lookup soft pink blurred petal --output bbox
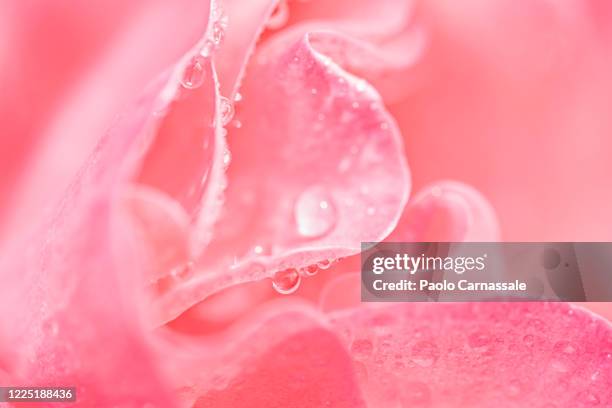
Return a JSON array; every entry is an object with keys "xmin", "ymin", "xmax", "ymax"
[
  {"xmin": 394, "ymin": 0, "xmax": 612, "ymax": 240},
  {"xmin": 0, "ymin": 77, "xmax": 177, "ymax": 404},
  {"xmin": 0, "ymin": 0, "xmax": 211, "ymax": 250},
  {"xmin": 152, "ymin": 33, "xmax": 410, "ymax": 324},
  {"xmin": 168, "ymin": 304, "xmax": 366, "ymax": 407},
  {"xmin": 0, "ymin": 10, "xmax": 230, "ymax": 402},
  {"xmin": 216, "ymin": 0, "xmax": 279, "ymax": 98},
  {"xmin": 331, "ymin": 302, "xmax": 612, "ymax": 407}
]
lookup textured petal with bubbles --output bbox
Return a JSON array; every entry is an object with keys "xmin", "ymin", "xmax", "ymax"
[{"xmin": 330, "ymin": 302, "xmax": 612, "ymax": 407}]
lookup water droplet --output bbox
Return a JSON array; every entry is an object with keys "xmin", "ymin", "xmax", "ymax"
[
  {"xmin": 316, "ymin": 259, "xmax": 333, "ymax": 270},
  {"xmin": 181, "ymin": 55, "xmax": 207, "ymax": 89},
  {"xmin": 294, "ymin": 186, "xmax": 337, "ymax": 238},
  {"xmin": 554, "ymin": 341, "xmax": 577, "ymax": 355},
  {"xmin": 210, "ymin": 11, "xmax": 228, "ymax": 47},
  {"xmin": 272, "ymin": 268, "xmax": 301, "ymax": 294},
  {"xmin": 468, "ymin": 331, "xmax": 492, "ymax": 351},
  {"xmin": 170, "ymin": 261, "xmax": 194, "ymax": 281},
  {"xmin": 350, "ymin": 339, "xmax": 374, "ymax": 359},
  {"xmin": 234, "ymin": 92, "xmax": 243, "ymax": 102},
  {"xmin": 223, "ymin": 149, "xmax": 231, "ymax": 166},
  {"xmin": 356, "ymin": 81, "xmax": 367, "ymax": 93},
  {"xmin": 527, "ymin": 318, "xmax": 545, "ymax": 331},
  {"xmin": 267, "ymin": 0, "xmax": 289, "ymax": 29},
  {"xmin": 219, "ymin": 96, "xmax": 235, "ymax": 126},
  {"xmin": 301, "ymin": 264, "xmax": 319, "ymax": 276},
  {"xmin": 411, "ymin": 340, "xmax": 439, "ymax": 367},
  {"xmin": 550, "ymin": 341, "xmax": 578, "ymax": 373}
]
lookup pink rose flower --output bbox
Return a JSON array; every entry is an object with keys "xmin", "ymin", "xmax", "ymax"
[{"xmin": 1, "ymin": 0, "xmax": 611, "ymax": 406}]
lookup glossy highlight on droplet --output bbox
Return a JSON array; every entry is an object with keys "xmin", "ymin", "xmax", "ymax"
[
  {"xmin": 294, "ymin": 186, "xmax": 337, "ymax": 238},
  {"xmin": 219, "ymin": 96, "xmax": 235, "ymax": 126},
  {"xmin": 181, "ymin": 55, "xmax": 208, "ymax": 89}
]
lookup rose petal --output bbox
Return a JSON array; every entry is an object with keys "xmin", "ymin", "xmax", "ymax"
[
  {"xmin": 388, "ymin": 180, "xmax": 500, "ymax": 242},
  {"xmin": 167, "ymin": 304, "xmax": 366, "ymax": 408},
  {"xmin": 330, "ymin": 302, "xmax": 612, "ymax": 407},
  {"xmin": 152, "ymin": 33, "xmax": 410, "ymax": 324}
]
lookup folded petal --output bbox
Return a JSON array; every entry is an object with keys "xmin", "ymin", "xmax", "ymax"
[{"xmin": 152, "ymin": 33, "xmax": 410, "ymax": 324}]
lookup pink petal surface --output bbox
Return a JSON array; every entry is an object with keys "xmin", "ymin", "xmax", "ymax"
[
  {"xmin": 152, "ymin": 33, "xmax": 410, "ymax": 324},
  {"xmin": 261, "ymin": 0, "xmax": 425, "ymax": 103},
  {"xmin": 331, "ymin": 302, "xmax": 612, "ymax": 407},
  {"xmin": 167, "ymin": 304, "xmax": 366, "ymax": 408},
  {"xmin": 216, "ymin": 0, "xmax": 279, "ymax": 97}
]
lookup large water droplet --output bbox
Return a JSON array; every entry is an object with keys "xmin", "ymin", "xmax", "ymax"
[
  {"xmin": 219, "ymin": 96, "xmax": 235, "ymax": 126},
  {"xmin": 267, "ymin": 1, "xmax": 289, "ymax": 30},
  {"xmin": 181, "ymin": 55, "xmax": 207, "ymax": 89},
  {"xmin": 411, "ymin": 340, "xmax": 440, "ymax": 367},
  {"xmin": 272, "ymin": 268, "xmax": 301, "ymax": 294},
  {"xmin": 294, "ymin": 186, "xmax": 337, "ymax": 238}
]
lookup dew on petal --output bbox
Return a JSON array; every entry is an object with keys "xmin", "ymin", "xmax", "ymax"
[
  {"xmin": 221, "ymin": 149, "xmax": 232, "ymax": 167},
  {"xmin": 411, "ymin": 340, "xmax": 440, "ymax": 367},
  {"xmin": 210, "ymin": 10, "xmax": 228, "ymax": 47},
  {"xmin": 350, "ymin": 339, "xmax": 374, "ymax": 359},
  {"xmin": 467, "ymin": 330, "xmax": 492, "ymax": 352},
  {"xmin": 294, "ymin": 186, "xmax": 337, "ymax": 238},
  {"xmin": 219, "ymin": 96, "xmax": 235, "ymax": 126},
  {"xmin": 301, "ymin": 264, "xmax": 319, "ymax": 277},
  {"xmin": 272, "ymin": 268, "xmax": 301, "ymax": 294},
  {"xmin": 181, "ymin": 55, "xmax": 208, "ymax": 89},
  {"xmin": 316, "ymin": 259, "xmax": 333, "ymax": 270},
  {"xmin": 266, "ymin": 0, "xmax": 289, "ymax": 30}
]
